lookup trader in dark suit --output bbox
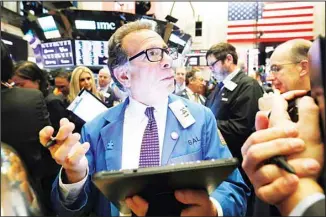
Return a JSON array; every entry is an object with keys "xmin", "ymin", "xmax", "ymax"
[
  {"xmin": 97, "ymin": 67, "xmax": 119, "ymax": 108},
  {"xmin": 1, "ymin": 41, "xmax": 60, "ymax": 215},
  {"xmin": 205, "ymin": 42, "xmax": 264, "ymax": 215},
  {"xmin": 242, "ymin": 93, "xmax": 325, "ymax": 216},
  {"xmin": 205, "ymin": 42, "xmax": 264, "ymax": 162},
  {"xmin": 175, "ymin": 68, "xmax": 207, "ymax": 105}
]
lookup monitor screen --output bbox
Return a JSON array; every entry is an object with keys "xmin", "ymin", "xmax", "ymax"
[
  {"xmin": 37, "ymin": 15, "xmax": 61, "ymax": 39},
  {"xmin": 75, "ymin": 40, "xmax": 108, "ymax": 67},
  {"xmin": 41, "ymin": 40, "xmax": 74, "ymax": 68},
  {"xmin": 167, "ymin": 31, "xmax": 191, "ymax": 55},
  {"xmin": 1, "ymin": 31, "xmax": 28, "ymax": 62}
]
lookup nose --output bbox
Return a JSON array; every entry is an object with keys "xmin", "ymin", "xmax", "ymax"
[{"xmin": 160, "ymin": 52, "xmax": 172, "ymax": 69}]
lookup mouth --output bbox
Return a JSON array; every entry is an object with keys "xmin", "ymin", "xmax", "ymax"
[{"xmin": 161, "ymin": 76, "xmax": 174, "ymax": 81}]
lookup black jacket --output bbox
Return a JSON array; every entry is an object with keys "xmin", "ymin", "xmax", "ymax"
[
  {"xmin": 1, "ymin": 87, "xmax": 60, "ymax": 215},
  {"xmin": 205, "ymin": 71, "xmax": 264, "ymax": 165}
]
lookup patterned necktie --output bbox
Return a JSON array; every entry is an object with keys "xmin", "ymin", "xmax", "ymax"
[{"xmin": 139, "ymin": 107, "xmax": 160, "ymax": 168}]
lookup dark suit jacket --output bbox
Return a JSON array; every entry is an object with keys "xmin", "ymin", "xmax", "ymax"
[
  {"xmin": 205, "ymin": 71, "xmax": 264, "ymax": 168},
  {"xmin": 1, "ymin": 87, "xmax": 61, "ymax": 215},
  {"xmin": 303, "ymin": 198, "xmax": 325, "ymax": 216},
  {"xmin": 103, "ymin": 87, "xmax": 118, "ymax": 108},
  {"xmin": 206, "ymin": 71, "xmax": 263, "ymax": 216},
  {"xmin": 45, "ymin": 93, "xmax": 69, "ymax": 132}
]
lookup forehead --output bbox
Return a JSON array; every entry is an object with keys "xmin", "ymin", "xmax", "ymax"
[
  {"xmin": 270, "ymin": 46, "xmax": 291, "ymax": 64},
  {"xmin": 122, "ymin": 29, "xmax": 166, "ymax": 56},
  {"xmin": 99, "ymin": 70, "xmax": 109, "ymax": 76},
  {"xmin": 194, "ymin": 71, "xmax": 203, "ymax": 78},
  {"xmin": 80, "ymin": 72, "xmax": 91, "ymax": 78},
  {"xmin": 55, "ymin": 77, "xmax": 68, "ymax": 83},
  {"xmin": 12, "ymin": 75, "xmax": 26, "ymax": 81},
  {"xmin": 176, "ymin": 68, "xmax": 186, "ymax": 74}
]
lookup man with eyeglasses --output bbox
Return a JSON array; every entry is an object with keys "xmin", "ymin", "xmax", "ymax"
[
  {"xmin": 205, "ymin": 42, "xmax": 264, "ymax": 216},
  {"xmin": 267, "ymin": 39, "xmax": 312, "ymax": 94},
  {"xmin": 254, "ymin": 39, "xmax": 314, "ymax": 217},
  {"xmin": 38, "ymin": 21, "xmax": 249, "ymax": 216}
]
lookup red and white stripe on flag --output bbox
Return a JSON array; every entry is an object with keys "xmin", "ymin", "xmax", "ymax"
[{"xmin": 227, "ymin": 2, "xmax": 314, "ymax": 43}]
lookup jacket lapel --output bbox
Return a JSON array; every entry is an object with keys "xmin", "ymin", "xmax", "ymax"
[
  {"xmin": 161, "ymin": 95, "xmax": 184, "ymax": 165},
  {"xmin": 100, "ymin": 98, "xmax": 129, "ymax": 170}
]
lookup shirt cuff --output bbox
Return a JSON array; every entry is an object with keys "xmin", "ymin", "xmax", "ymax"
[
  {"xmin": 59, "ymin": 166, "xmax": 89, "ymax": 203},
  {"xmin": 210, "ymin": 196, "xmax": 223, "ymax": 216},
  {"xmin": 289, "ymin": 192, "xmax": 325, "ymax": 216}
]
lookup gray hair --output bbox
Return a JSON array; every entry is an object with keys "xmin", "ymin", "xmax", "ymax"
[
  {"xmin": 281, "ymin": 39, "xmax": 312, "ymax": 63},
  {"xmin": 107, "ymin": 20, "xmax": 155, "ymax": 91}
]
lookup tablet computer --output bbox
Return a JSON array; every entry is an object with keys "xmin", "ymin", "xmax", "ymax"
[
  {"xmin": 67, "ymin": 89, "xmax": 108, "ymax": 122},
  {"xmin": 92, "ymin": 158, "xmax": 238, "ymax": 214}
]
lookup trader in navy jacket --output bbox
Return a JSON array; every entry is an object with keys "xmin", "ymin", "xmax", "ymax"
[{"xmin": 39, "ymin": 20, "xmax": 250, "ymax": 216}]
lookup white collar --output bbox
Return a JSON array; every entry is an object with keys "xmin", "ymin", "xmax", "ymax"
[
  {"xmin": 223, "ymin": 68, "xmax": 240, "ymax": 83},
  {"xmin": 185, "ymin": 86, "xmax": 194, "ymax": 95},
  {"xmin": 127, "ymin": 96, "xmax": 169, "ymax": 117}
]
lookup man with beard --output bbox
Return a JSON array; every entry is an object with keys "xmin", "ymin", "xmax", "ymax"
[{"xmin": 206, "ymin": 42, "xmax": 264, "ymax": 216}]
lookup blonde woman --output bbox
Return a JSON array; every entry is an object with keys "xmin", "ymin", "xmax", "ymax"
[
  {"xmin": 68, "ymin": 66, "xmax": 104, "ymax": 103},
  {"xmin": 66, "ymin": 66, "xmax": 104, "ymax": 133}
]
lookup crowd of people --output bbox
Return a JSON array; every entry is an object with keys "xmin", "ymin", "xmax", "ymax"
[{"xmin": 1, "ymin": 19, "xmax": 325, "ymax": 216}]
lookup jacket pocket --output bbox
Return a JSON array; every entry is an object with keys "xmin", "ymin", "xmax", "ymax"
[{"xmin": 168, "ymin": 149, "xmax": 202, "ymax": 164}]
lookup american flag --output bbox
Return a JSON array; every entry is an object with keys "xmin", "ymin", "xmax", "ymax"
[{"xmin": 227, "ymin": 1, "xmax": 314, "ymax": 43}]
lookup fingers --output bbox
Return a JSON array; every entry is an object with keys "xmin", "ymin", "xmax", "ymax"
[
  {"xmin": 125, "ymin": 195, "xmax": 148, "ymax": 216},
  {"xmin": 287, "ymin": 158, "xmax": 321, "ymax": 177},
  {"xmin": 281, "ymin": 90, "xmax": 308, "ymax": 101},
  {"xmin": 242, "ymin": 126, "xmax": 299, "ymax": 157},
  {"xmin": 255, "ymin": 174, "xmax": 299, "ymax": 205},
  {"xmin": 39, "ymin": 126, "xmax": 54, "ymax": 146},
  {"xmin": 297, "ymin": 96, "xmax": 321, "ymax": 142},
  {"xmin": 60, "ymin": 118, "xmax": 70, "ymax": 127},
  {"xmin": 255, "ymin": 111, "xmax": 269, "ymax": 131},
  {"xmin": 65, "ymin": 142, "xmax": 90, "ymax": 167},
  {"xmin": 175, "ymin": 190, "xmax": 217, "ymax": 216},
  {"xmin": 53, "ymin": 133, "xmax": 81, "ymax": 164},
  {"xmin": 56, "ymin": 122, "xmax": 76, "ymax": 142},
  {"xmin": 250, "ymin": 158, "xmax": 320, "ymax": 189},
  {"xmin": 269, "ymin": 95, "xmax": 290, "ymax": 127},
  {"xmin": 175, "ymin": 190, "xmax": 209, "ymax": 206},
  {"xmin": 242, "ymin": 137, "xmax": 305, "ymax": 177}
]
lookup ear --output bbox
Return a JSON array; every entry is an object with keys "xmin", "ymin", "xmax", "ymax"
[
  {"xmin": 299, "ymin": 60, "xmax": 309, "ymax": 77},
  {"xmin": 113, "ymin": 64, "xmax": 131, "ymax": 88},
  {"xmin": 226, "ymin": 54, "xmax": 233, "ymax": 63}
]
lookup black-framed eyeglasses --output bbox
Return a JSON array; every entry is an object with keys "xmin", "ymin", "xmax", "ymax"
[
  {"xmin": 207, "ymin": 59, "xmax": 221, "ymax": 68},
  {"xmin": 270, "ymin": 61, "xmax": 301, "ymax": 74},
  {"xmin": 128, "ymin": 47, "xmax": 178, "ymax": 62}
]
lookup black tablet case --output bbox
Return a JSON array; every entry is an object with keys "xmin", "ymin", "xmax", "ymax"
[{"xmin": 92, "ymin": 158, "xmax": 238, "ymax": 215}]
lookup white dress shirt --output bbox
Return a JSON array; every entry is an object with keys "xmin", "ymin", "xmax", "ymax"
[
  {"xmin": 184, "ymin": 87, "xmax": 206, "ymax": 105},
  {"xmin": 121, "ymin": 97, "xmax": 168, "ymax": 169},
  {"xmin": 58, "ymin": 96, "xmax": 223, "ymax": 216},
  {"xmin": 175, "ymin": 82, "xmax": 186, "ymax": 93}
]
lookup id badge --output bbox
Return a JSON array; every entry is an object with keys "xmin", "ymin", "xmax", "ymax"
[{"xmin": 169, "ymin": 100, "xmax": 196, "ymax": 128}]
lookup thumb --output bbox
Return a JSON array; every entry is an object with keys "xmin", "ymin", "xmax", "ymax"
[
  {"xmin": 297, "ymin": 96, "xmax": 321, "ymax": 144},
  {"xmin": 175, "ymin": 190, "xmax": 208, "ymax": 205},
  {"xmin": 255, "ymin": 111, "xmax": 269, "ymax": 131},
  {"xmin": 269, "ymin": 94, "xmax": 290, "ymax": 128}
]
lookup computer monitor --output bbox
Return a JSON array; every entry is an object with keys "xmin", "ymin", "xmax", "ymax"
[{"xmin": 37, "ymin": 15, "xmax": 61, "ymax": 39}]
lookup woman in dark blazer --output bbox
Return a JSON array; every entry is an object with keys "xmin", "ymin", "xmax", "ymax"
[{"xmin": 12, "ymin": 61, "xmax": 67, "ymax": 132}]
